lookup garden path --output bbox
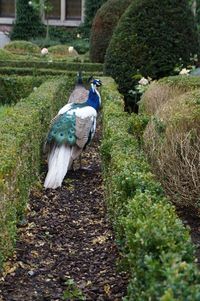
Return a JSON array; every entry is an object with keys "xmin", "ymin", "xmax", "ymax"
[{"xmin": 0, "ymin": 124, "xmax": 128, "ymax": 301}]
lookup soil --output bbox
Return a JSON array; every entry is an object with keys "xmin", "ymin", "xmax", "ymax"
[
  {"xmin": 0, "ymin": 124, "xmax": 128, "ymax": 301},
  {"xmin": 176, "ymin": 206, "xmax": 200, "ymax": 265}
]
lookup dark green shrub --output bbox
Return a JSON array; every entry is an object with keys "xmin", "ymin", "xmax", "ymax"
[
  {"xmin": 30, "ymin": 37, "xmax": 61, "ymax": 48},
  {"xmin": 83, "ymin": 0, "xmax": 108, "ymax": 36},
  {"xmin": 10, "ymin": 0, "xmax": 45, "ymax": 40},
  {"xmin": 105, "ymin": 0, "xmax": 199, "ymax": 96},
  {"xmin": 90, "ymin": 0, "xmax": 132, "ymax": 63},
  {"xmin": 48, "ymin": 26, "xmax": 77, "ymax": 43},
  {"xmin": 31, "ymin": 32, "xmax": 89, "ymax": 55},
  {"xmin": 71, "ymin": 39, "xmax": 89, "ymax": 55}
]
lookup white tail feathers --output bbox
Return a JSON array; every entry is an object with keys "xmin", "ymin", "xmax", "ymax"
[{"xmin": 44, "ymin": 144, "xmax": 72, "ymax": 189}]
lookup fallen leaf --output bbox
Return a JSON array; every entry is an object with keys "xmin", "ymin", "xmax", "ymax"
[{"xmin": 104, "ymin": 283, "xmax": 111, "ymax": 296}]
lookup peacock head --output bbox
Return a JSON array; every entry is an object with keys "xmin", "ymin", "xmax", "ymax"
[{"xmin": 92, "ymin": 79, "xmax": 102, "ymax": 91}]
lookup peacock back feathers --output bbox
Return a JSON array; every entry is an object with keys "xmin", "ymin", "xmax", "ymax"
[
  {"xmin": 46, "ymin": 102, "xmax": 94, "ymax": 148},
  {"xmin": 47, "ymin": 112, "xmax": 76, "ymax": 146}
]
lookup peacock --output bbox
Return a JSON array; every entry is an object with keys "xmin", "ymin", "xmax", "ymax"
[
  {"xmin": 68, "ymin": 71, "xmax": 89, "ymax": 104},
  {"xmin": 44, "ymin": 77, "xmax": 102, "ymax": 189}
]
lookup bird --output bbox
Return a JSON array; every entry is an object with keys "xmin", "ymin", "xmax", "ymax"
[
  {"xmin": 43, "ymin": 77, "xmax": 102, "ymax": 189},
  {"xmin": 68, "ymin": 71, "xmax": 89, "ymax": 104}
]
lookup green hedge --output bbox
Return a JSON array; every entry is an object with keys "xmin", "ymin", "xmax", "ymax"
[
  {"xmin": 4, "ymin": 40, "xmax": 41, "ymax": 55},
  {"xmin": 104, "ymin": 0, "xmax": 199, "ymax": 96},
  {"xmin": 0, "ymin": 49, "xmax": 16, "ymax": 60},
  {"xmin": 101, "ymin": 78, "xmax": 200, "ymax": 300},
  {"xmin": 0, "ymin": 77, "xmax": 74, "ymax": 270},
  {"xmin": 0, "ymin": 60, "xmax": 103, "ymax": 72},
  {"xmin": 0, "ymin": 75, "xmax": 47, "ymax": 105},
  {"xmin": 0, "ymin": 67, "xmax": 76, "ymax": 76},
  {"xmin": 90, "ymin": 0, "xmax": 132, "ymax": 63}
]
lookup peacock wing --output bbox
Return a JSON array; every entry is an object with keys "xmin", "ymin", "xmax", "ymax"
[
  {"xmin": 75, "ymin": 115, "xmax": 94, "ymax": 149},
  {"xmin": 46, "ymin": 112, "xmax": 77, "ymax": 146}
]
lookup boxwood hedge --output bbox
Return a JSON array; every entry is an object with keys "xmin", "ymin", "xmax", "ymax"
[
  {"xmin": 101, "ymin": 78, "xmax": 200, "ymax": 300},
  {"xmin": 0, "ymin": 75, "xmax": 47, "ymax": 105},
  {"xmin": 0, "ymin": 60, "xmax": 103, "ymax": 72},
  {"xmin": 0, "ymin": 76, "xmax": 74, "ymax": 270}
]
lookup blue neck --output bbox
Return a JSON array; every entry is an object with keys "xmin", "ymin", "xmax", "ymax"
[{"xmin": 86, "ymin": 86, "xmax": 100, "ymax": 112}]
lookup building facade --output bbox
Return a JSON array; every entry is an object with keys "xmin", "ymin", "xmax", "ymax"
[{"xmin": 0, "ymin": 0, "xmax": 85, "ymax": 29}]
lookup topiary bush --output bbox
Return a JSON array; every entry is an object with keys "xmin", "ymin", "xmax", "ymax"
[
  {"xmin": 4, "ymin": 41, "xmax": 40, "ymax": 55},
  {"xmin": 10, "ymin": 0, "xmax": 45, "ymax": 40},
  {"xmin": 104, "ymin": 0, "xmax": 199, "ymax": 97},
  {"xmin": 90, "ymin": 0, "xmax": 132, "ymax": 63},
  {"xmin": 83, "ymin": 0, "xmax": 108, "ymax": 36}
]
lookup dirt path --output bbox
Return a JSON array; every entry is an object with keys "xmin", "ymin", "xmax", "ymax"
[
  {"xmin": 176, "ymin": 207, "xmax": 200, "ymax": 266},
  {"xmin": 0, "ymin": 125, "xmax": 128, "ymax": 301}
]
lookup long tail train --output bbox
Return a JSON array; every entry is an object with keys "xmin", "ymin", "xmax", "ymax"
[{"xmin": 44, "ymin": 145, "xmax": 72, "ymax": 189}]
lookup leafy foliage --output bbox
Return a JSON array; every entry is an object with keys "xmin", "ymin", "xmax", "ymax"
[
  {"xmin": 0, "ymin": 76, "xmax": 74, "ymax": 269},
  {"xmin": 0, "ymin": 75, "xmax": 45, "ymax": 105},
  {"xmin": 10, "ymin": 0, "xmax": 45, "ymax": 40},
  {"xmin": 104, "ymin": 0, "xmax": 199, "ymax": 96},
  {"xmin": 90, "ymin": 0, "xmax": 132, "ymax": 63},
  {"xmin": 83, "ymin": 0, "xmax": 108, "ymax": 36},
  {"xmin": 0, "ymin": 49, "xmax": 15, "ymax": 60},
  {"xmin": 63, "ymin": 278, "xmax": 86, "ymax": 300},
  {"xmin": 101, "ymin": 77, "xmax": 200, "ymax": 300}
]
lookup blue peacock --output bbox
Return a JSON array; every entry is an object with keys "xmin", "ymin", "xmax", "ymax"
[{"xmin": 44, "ymin": 75, "xmax": 102, "ymax": 189}]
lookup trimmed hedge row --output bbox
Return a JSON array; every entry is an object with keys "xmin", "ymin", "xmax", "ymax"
[
  {"xmin": 0, "ymin": 75, "xmax": 47, "ymax": 105},
  {"xmin": 101, "ymin": 78, "xmax": 200, "ymax": 300},
  {"xmin": 0, "ymin": 76, "xmax": 74, "ymax": 270},
  {"xmin": 0, "ymin": 67, "xmax": 103, "ymax": 77},
  {"xmin": 0, "ymin": 60, "xmax": 103, "ymax": 72}
]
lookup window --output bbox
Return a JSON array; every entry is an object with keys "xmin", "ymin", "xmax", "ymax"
[
  {"xmin": 47, "ymin": 0, "xmax": 60, "ymax": 20},
  {"xmin": 43, "ymin": 0, "xmax": 83, "ymax": 26},
  {"xmin": 65, "ymin": 0, "xmax": 81, "ymax": 20},
  {"xmin": 0, "ymin": 0, "xmax": 15, "ymax": 17}
]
